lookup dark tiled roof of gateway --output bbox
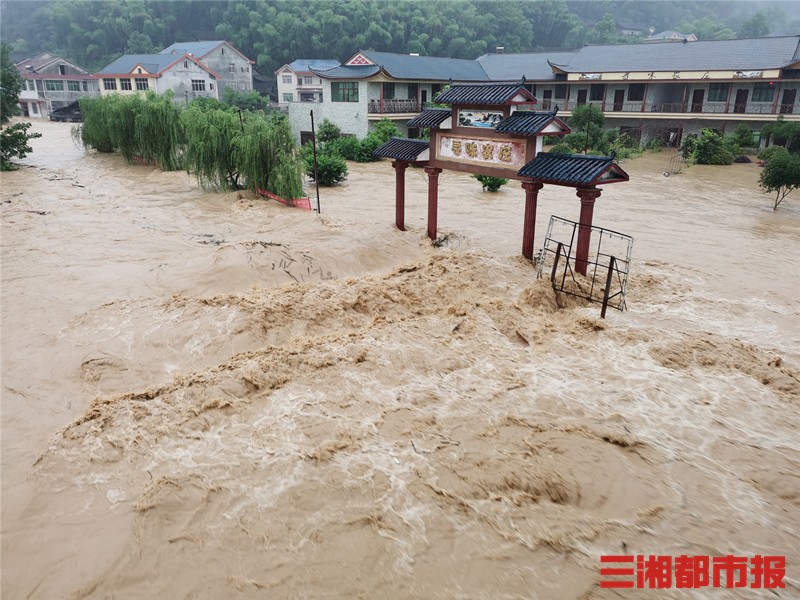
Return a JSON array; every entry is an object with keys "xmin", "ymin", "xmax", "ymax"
[
  {"xmin": 518, "ymin": 152, "xmax": 628, "ymax": 186},
  {"xmin": 360, "ymin": 50, "xmax": 489, "ymax": 81},
  {"xmin": 495, "ymin": 111, "xmax": 568, "ymax": 136},
  {"xmin": 434, "ymin": 84, "xmax": 533, "ymax": 105},
  {"xmin": 311, "ymin": 64, "xmax": 381, "ymax": 79},
  {"xmin": 476, "ymin": 51, "xmax": 578, "ymax": 81},
  {"xmin": 407, "ymin": 108, "xmax": 451, "ymax": 128},
  {"xmin": 373, "ymin": 138, "xmax": 430, "ymax": 161},
  {"xmin": 555, "ymin": 36, "xmax": 800, "ymax": 73}
]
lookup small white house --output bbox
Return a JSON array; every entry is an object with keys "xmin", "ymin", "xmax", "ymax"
[{"xmin": 275, "ymin": 59, "xmax": 341, "ymax": 104}]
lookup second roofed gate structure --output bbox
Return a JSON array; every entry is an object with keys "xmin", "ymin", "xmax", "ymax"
[{"xmin": 374, "ymin": 83, "xmax": 630, "ymax": 275}]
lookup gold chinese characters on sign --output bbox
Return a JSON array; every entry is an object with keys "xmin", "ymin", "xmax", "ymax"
[{"xmin": 438, "ymin": 136, "xmax": 526, "ymax": 169}]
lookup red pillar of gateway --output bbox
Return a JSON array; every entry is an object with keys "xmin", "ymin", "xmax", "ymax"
[
  {"xmin": 392, "ymin": 160, "xmax": 408, "ymax": 231},
  {"xmin": 521, "ymin": 181, "xmax": 544, "ymax": 260},
  {"xmin": 575, "ymin": 187, "xmax": 602, "ymax": 276},
  {"xmin": 424, "ymin": 166, "xmax": 442, "ymax": 240}
]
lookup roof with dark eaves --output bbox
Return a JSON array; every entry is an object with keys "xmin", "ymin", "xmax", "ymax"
[
  {"xmin": 360, "ymin": 50, "xmax": 489, "ymax": 81},
  {"xmin": 434, "ymin": 84, "xmax": 535, "ymax": 105},
  {"xmin": 97, "ymin": 54, "xmax": 189, "ymax": 75},
  {"xmin": 476, "ymin": 51, "xmax": 578, "ymax": 81},
  {"xmin": 517, "ymin": 152, "xmax": 629, "ymax": 186},
  {"xmin": 288, "ymin": 59, "xmax": 341, "ymax": 73},
  {"xmin": 554, "ymin": 35, "xmax": 800, "ymax": 73},
  {"xmin": 407, "ymin": 108, "xmax": 451, "ymax": 128},
  {"xmin": 311, "ymin": 64, "xmax": 381, "ymax": 79},
  {"xmin": 495, "ymin": 110, "xmax": 570, "ymax": 136},
  {"xmin": 373, "ymin": 137, "xmax": 430, "ymax": 161}
]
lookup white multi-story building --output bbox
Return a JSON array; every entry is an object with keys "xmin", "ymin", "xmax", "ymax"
[{"xmin": 275, "ymin": 59, "xmax": 341, "ymax": 104}]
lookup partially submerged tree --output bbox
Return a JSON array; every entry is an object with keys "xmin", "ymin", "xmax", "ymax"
[
  {"xmin": 1, "ymin": 42, "xmax": 42, "ymax": 170},
  {"xmin": 472, "ymin": 174, "xmax": 509, "ymax": 192},
  {"xmin": 760, "ymin": 151, "xmax": 800, "ymax": 210}
]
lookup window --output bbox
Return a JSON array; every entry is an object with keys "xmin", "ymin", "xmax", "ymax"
[
  {"xmin": 120, "ymin": 78, "xmax": 132, "ymax": 91},
  {"xmin": 103, "ymin": 78, "xmax": 117, "ymax": 91},
  {"xmin": 45, "ymin": 80, "xmax": 64, "ymax": 91},
  {"xmin": 210, "ymin": 83, "xmax": 215, "ymax": 91},
  {"xmin": 67, "ymin": 80, "xmax": 80, "ymax": 91},
  {"xmin": 135, "ymin": 78, "xmax": 148, "ymax": 91},
  {"xmin": 229, "ymin": 63, "xmax": 236, "ymax": 73},
  {"xmin": 24, "ymin": 79, "xmax": 35, "ymax": 91},
  {"xmin": 184, "ymin": 61, "xmax": 189, "ymax": 69},
  {"xmin": 554, "ymin": 85, "xmax": 566, "ymax": 99},
  {"xmin": 708, "ymin": 83, "xmax": 728, "ymax": 102},
  {"xmin": 332, "ymin": 81, "xmax": 359, "ymax": 102},
  {"xmin": 282, "ymin": 74, "xmax": 292, "ymax": 84},
  {"xmin": 82, "ymin": 81, "xmax": 88, "ymax": 91},
  {"xmin": 192, "ymin": 79, "xmax": 206, "ymax": 92},
  {"xmin": 137, "ymin": 68, "xmax": 142, "ymax": 74},
  {"xmin": 31, "ymin": 103, "xmax": 39, "ymax": 114},
  {"xmin": 283, "ymin": 92, "xmax": 293, "ymax": 102},
  {"xmin": 627, "ymin": 83, "xmax": 645, "ymax": 102},
  {"xmin": 752, "ymin": 82, "xmax": 775, "ymax": 103},
  {"xmin": 590, "ymin": 84, "xmax": 605, "ymax": 102},
  {"xmin": 301, "ymin": 76, "xmax": 312, "ymax": 85},
  {"xmin": 59, "ymin": 64, "xmax": 66, "ymax": 75},
  {"xmin": 221, "ymin": 47, "xmax": 225, "ymax": 55},
  {"xmin": 383, "ymin": 82, "xmax": 395, "ymax": 99}
]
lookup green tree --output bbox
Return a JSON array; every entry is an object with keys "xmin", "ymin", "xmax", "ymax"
[
  {"xmin": 759, "ymin": 152, "xmax": 800, "ymax": 210},
  {"xmin": 679, "ymin": 17, "xmax": 735, "ymax": 40},
  {"xmin": 1, "ymin": 42, "xmax": 42, "ymax": 170},
  {"xmin": 585, "ymin": 13, "xmax": 622, "ymax": 45},
  {"xmin": 761, "ymin": 116, "xmax": 800, "ymax": 153},
  {"xmin": 472, "ymin": 174, "xmax": 509, "ymax": 192},
  {"xmin": 738, "ymin": 13, "xmax": 769, "ymax": 38},
  {"xmin": 317, "ymin": 118, "xmax": 341, "ymax": 143}
]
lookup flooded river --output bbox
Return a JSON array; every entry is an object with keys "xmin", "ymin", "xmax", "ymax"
[{"xmin": 2, "ymin": 121, "xmax": 799, "ymax": 598}]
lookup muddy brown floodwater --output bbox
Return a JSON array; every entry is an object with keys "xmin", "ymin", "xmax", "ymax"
[{"xmin": 2, "ymin": 120, "xmax": 799, "ymax": 599}]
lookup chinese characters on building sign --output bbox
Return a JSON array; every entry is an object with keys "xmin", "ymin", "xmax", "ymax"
[
  {"xmin": 439, "ymin": 136, "xmax": 526, "ymax": 169},
  {"xmin": 600, "ymin": 555, "xmax": 785, "ymax": 590}
]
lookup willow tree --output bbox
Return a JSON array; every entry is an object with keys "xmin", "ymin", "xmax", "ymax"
[
  {"xmin": 234, "ymin": 113, "xmax": 304, "ymax": 199},
  {"xmin": 105, "ymin": 93, "xmax": 145, "ymax": 162},
  {"xmin": 75, "ymin": 97, "xmax": 115, "ymax": 153},
  {"xmin": 180, "ymin": 103, "xmax": 242, "ymax": 190},
  {"xmin": 135, "ymin": 91, "xmax": 184, "ymax": 171}
]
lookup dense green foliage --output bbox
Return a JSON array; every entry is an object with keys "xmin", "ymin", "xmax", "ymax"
[
  {"xmin": 222, "ymin": 88, "xmax": 272, "ymax": 112},
  {"xmin": 761, "ymin": 116, "xmax": 800, "ymax": 153},
  {"xmin": 759, "ymin": 151, "xmax": 800, "ymax": 210},
  {"xmin": 730, "ymin": 124, "xmax": 755, "ymax": 150},
  {"xmin": 76, "ymin": 93, "xmax": 303, "ymax": 195},
  {"xmin": 234, "ymin": 113, "xmax": 304, "ymax": 198},
  {"xmin": 472, "ymin": 174, "xmax": 509, "ymax": 192},
  {"xmin": 2, "ymin": 0, "xmax": 790, "ymax": 77},
  {"xmin": 1, "ymin": 42, "xmax": 42, "ymax": 170},
  {"xmin": 757, "ymin": 145, "xmax": 789, "ymax": 163},
  {"xmin": 316, "ymin": 119, "xmax": 341, "ymax": 143},
  {"xmin": 308, "ymin": 152, "xmax": 348, "ymax": 187},
  {"xmin": 680, "ymin": 129, "xmax": 740, "ymax": 165},
  {"xmin": 548, "ymin": 143, "xmax": 574, "ymax": 154}
]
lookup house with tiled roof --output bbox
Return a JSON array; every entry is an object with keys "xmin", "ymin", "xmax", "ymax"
[
  {"xmin": 96, "ymin": 53, "xmax": 220, "ymax": 101},
  {"xmin": 160, "ymin": 41, "xmax": 254, "ymax": 93},
  {"xmin": 286, "ymin": 36, "xmax": 800, "ymax": 147},
  {"xmin": 15, "ymin": 53, "xmax": 99, "ymax": 119},
  {"xmin": 275, "ymin": 59, "xmax": 341, "ymax": 104},
  {"xmin": 644, "ymin": 31, "xmax": 698, "ymax": 43}
]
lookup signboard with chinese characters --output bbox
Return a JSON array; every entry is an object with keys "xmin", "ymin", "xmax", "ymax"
[{"xmin": 438, "ymin": 136, "xmax": 527, "ymax": 170}]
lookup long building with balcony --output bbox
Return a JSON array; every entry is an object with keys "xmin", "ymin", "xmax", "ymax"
[
  {"xmin": 15, "ymin": 53, "xmax": 99, "ymax": 119},
  {"xmin": 286, "ymin": 36, "xmax": 800, "ymax": 146}
]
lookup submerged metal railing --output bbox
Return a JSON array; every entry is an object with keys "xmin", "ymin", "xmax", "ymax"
[{"xmin": 537, "ymin": 216, "xmax": 633, "ymax": 318}]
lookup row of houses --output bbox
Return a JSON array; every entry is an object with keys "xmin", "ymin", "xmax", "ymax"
[
  {"xmin": 16, "ymin": 35, "xmax": 800, "ymax": 147},
  {"xmin": 286, "ymin": 35, "xmax": 800, "ymax": 146},
  {"xmin": 15, "ymin": 41, "xmax": 255, "ymax": 119}
]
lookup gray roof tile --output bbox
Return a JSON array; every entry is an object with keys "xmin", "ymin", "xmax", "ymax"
[
  {"xmin": 361, "ymin": 50, "xmax": 488, "ymax": 81},
  {"xmin": 476, "ymin": 51, "xmax": 578, "ymax": 81},
  {"xmin": 495, "ymin": 110, "xmax": 569, "ymax": 136},
  {"xmin": 558, "ymin": 36, "xmax": 800, "ymax": 73},
  {"xmin": 311, "ymin": 64, "xmax": 381, "ymax": 79},
  {"xmin": 434, "ymin": 84, "xmax": 534, "ymax": 105},
  {"xmin": 407, "ymin": 108, "xmax": 451, "ymax": 128},
  {"xmin": 517, "ymin": 152, "xmax": 628, "ymax": 186},
  {"xmin": 98, "ymin": 54, "xmax": 188, "ymax": 75},
  {"xmin": 288, "ymin": 59, "xmax": 341, "ymax": 73},
  {"xmin": 373, "ymin": 137, "xmax": 430, "ymax": 161}
]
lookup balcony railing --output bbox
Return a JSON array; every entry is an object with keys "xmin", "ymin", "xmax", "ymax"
[
  {"xmin": 598, "ymin": 101, "xmax": 788, "ymax": 115},
  {"xmin": 368, "ymin": 99, "xmax": 422, "ymax": 114}
]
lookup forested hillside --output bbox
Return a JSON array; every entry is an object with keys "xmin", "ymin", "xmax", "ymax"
[{"xmin": 2, "ymin": 0, "xmax": 798, "ymax": 76}]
